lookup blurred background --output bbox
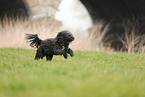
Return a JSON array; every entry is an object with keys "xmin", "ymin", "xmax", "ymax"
[{"xmin": 1, "ymin": 0, "xmax": 145, "ymax": 53}]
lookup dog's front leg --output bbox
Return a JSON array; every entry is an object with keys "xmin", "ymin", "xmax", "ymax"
[{"xmin": 67, "ymin": 48, "xmax": 74, "ymax": 57}]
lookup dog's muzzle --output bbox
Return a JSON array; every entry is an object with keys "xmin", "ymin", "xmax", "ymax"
[{"xmin": 68, "ymin": 36, "xmax": 75, "ymax": 42}]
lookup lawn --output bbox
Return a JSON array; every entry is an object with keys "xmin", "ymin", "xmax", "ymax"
[{"xmin": 0, "ymin": 48, "xmax": 145, "ymax": 97}]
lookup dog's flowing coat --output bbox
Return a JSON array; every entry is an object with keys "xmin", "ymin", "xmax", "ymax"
[{"xmin": 26, "ymin": 30, "xmax": 75, "ymax": 61}]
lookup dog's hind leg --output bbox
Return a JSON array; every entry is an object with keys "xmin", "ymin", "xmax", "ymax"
[
  {"xmin": 35, "ymin": 50, "xmax": 44, "ymax": 60},
  {"xmin": 46, "ymin": 55, "xmax": 53, "ymax": 61},
  {"xmin": 35, "ymin": 53, "xmax": 41, "ymax": 60}
]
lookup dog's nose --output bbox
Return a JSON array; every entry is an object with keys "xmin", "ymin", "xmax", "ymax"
[{"xmin": 70, "ymin": 36, "xmax": 75, "ymax": 41}]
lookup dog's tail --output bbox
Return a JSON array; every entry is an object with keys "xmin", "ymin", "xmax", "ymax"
[{"xmin": 26, "ymin": 34, "xmax": 42, "ymax": 48}]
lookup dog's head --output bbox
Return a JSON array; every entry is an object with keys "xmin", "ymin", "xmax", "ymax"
[{"xmin": 56, "ymin": 30, "xmax": 75, "ymax": 44}]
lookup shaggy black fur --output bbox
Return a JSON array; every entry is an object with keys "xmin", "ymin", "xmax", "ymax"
[{"xmin": 26, "ymin": 30, "xmax": 75, "ymax": 61}]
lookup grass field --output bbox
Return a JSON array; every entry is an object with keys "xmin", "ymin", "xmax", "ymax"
[{"xmin": 0, "ymin": 48, "xmax": 145, "ymax": 97}]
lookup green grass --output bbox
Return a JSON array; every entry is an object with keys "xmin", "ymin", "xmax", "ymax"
[{"xmin": 0, "ymin": 48, "xmax": 145, "ymax": 97}]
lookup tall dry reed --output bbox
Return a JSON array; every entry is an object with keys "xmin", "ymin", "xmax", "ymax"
[
  {"xmin": 118, "ymin": 22, "xmax": 145, "ymax": 54},
  {"xmin": 0, "ymin": 18, "xmax": 112, "ymax": 51}
]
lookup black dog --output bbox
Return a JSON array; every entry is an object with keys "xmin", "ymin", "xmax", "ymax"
[{"xmin": 26, "ymin": 30, "xmax": 75, "ymax": 61}]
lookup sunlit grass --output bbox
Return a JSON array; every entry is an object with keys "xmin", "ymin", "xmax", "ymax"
[{"xmin": 0, "ymin": 48, "xmax": 145, "ymax": 97}]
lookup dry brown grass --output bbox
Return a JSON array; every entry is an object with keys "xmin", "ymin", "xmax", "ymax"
[
  {"xmin": 0, "ymin": 18, "xmax": 59, "ymax": 49},
  {"xmin": 86, "ymin": 21, "xmax": 114, "ymax": 51},
  {"xmin": 0, "ymin": 18, "xmax": 113, "ymax": 51},
  {"xmin": 118, "ymin": 22, "xmax": 145, "ymax": 54},
  {"xmin": 1, "ymin": 18, "xmax": 145, "ymax": 53}
]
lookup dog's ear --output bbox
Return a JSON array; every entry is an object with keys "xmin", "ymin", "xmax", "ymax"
[
  {"xmin": 56, "ymin": 32, "xmax": 63, "ymax": 43},
  {"xmin": 56, "ymin": 32, "xmax": 62, "ymax": 38},
  {"xmin": 56, "ymin": 31, "xmax": 66, "ymax": 39}
]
